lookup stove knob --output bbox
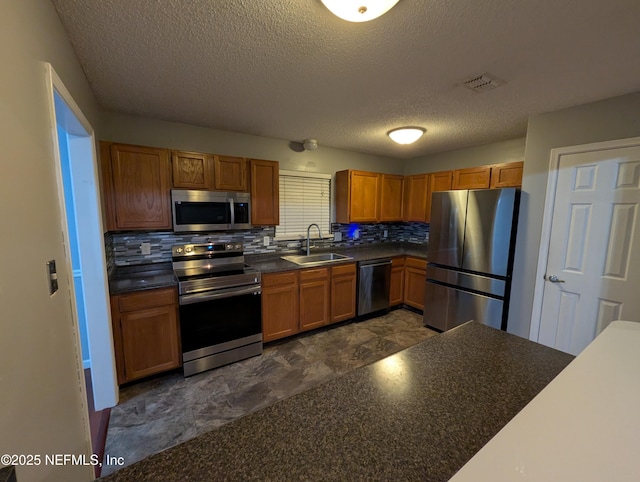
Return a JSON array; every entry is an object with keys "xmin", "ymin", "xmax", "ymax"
[
  {"xmin": 185, "ymin": 246, "xmax": 193, "ymax": 253},
  {"xmin": 226, "ymin": 244, "xmax": 233, "ymax": 250},
  {"xmin": 235, "ymin": 243, "xmax": 242, "ymax": 250},
  {"xmin": 175, "ymin": 247, "xmax": 183, "ymax": 254}
]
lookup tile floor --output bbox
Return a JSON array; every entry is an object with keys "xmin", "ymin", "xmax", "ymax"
[{"xmin": 102, "ymin": 308, "xmax": 437, "ymax": 476}]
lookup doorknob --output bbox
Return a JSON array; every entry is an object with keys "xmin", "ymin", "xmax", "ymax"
[{"xmin": 545, "ymin": 274, "xmax": 565, "ymax": 283}]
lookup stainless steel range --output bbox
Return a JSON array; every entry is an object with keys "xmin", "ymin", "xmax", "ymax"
[{"xmin": 172, "ymin": 242, "xmax": 262, "ymax": 377}]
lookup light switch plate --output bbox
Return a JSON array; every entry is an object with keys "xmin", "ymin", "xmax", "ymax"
[
  {"xmin": 383, "ymin": 230, "xmax": 388, "ymax": 238},
  {"xmin": 334, "ymin": 232, "xmax": 342, "ymax": 242},
  {"xmin": 46, "ymin": 260, "xmax": 58, "ymax": 295}
]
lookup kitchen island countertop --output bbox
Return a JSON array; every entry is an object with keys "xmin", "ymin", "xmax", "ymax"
[{"xmin": 100, "ymin": 321, "xmax": 573, "ymax": 481}]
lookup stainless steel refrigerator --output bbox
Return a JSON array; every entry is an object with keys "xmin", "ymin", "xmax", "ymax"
[{"xmin": 424, "ymin": 188, "xmax": 520, "ymax": 332}]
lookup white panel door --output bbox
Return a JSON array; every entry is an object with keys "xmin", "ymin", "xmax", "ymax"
[{"xmin": 538, "ymin": 145, "xmax": 640, "ymax": 355}]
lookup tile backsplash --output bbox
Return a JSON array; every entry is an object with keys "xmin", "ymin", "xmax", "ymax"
[{"xmin": 106, "ymin": 223, "xmax": 429, "ymax": 266}]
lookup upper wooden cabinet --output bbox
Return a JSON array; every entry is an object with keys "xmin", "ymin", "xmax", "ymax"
[
  {"xmin": 404, "ymin": 174, "xmax": 431, "ymax": 223},
  {"xmin": 101, "ymin": 142, "xmax": 172, "ymax": 231},
  {"xmin": 335, "ymin": 170, "xmax": 381, "ymax": 223},
  {"xmin": 380, "ymin": 174, "xmax": 404, "ymax": 221},
  {"xmin": 452, "ymin": 166, "xmax": 491, "ymax": 190},
  {"xmin": 430, "ymin": 171, "xmax": 453, "ymax": 192},
  {"xmin": 172, "ymin": 151, "xmax": 247, "ymax": 192},
  {"xmin": 249, "ymin": 158, "xmax": 279, "ymax": 225},
  {"xmin": 490, "ymin": 161, "xmax": 524, "ymax": 188},
  {"xmin": 171, "ymin": 150, "xmax": 214, "ymax": 190},
  {"xmin": 214, "ymin": 155, "xmax": 247, "ymax": 191}
]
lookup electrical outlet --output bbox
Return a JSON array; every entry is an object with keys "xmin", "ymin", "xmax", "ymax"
[
  {"xmin": 334, "ymin": 232, "xmax": 342, "ymax": 242},
  {"xmin": 141, "ymin": 242, "xmax": 151, "ymax": 255},
  {"xmin": 263, "ymin": 236, "xmax": 270, "ymax": 247},
  {"xmin": 353, "ymin": 229, "xmax": 360, "ymax": 239},
  {"xmin": 383, "ymin": 230, "xmax": 388, "ymax": 238}
]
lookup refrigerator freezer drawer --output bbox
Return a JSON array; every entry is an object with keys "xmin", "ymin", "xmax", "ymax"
[
  {"xmin": 426, "ymin": 265, "xmax": 506, "ymax": 298},
  {"xmin": 423, "ymin": 281, "xmax": 504, "ymax": 331}
]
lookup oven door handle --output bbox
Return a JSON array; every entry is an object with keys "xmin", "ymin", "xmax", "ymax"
[{"xmin": 179, "ymin": 285, "xmax": 261, "ymax": 305}]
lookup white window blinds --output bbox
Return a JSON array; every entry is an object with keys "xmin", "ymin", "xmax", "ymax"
[{"xmin": 277, "ymin": 170, "xmax": 331, "ymax": 239}]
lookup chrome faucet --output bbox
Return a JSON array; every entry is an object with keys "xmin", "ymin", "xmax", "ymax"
[{"xmin": 306, "ymin": 223, "xmax": 322, "ymax": 256}]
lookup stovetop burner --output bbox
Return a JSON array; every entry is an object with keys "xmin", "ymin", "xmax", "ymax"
[{"xmin": 171, "ymin": 242, "xmax": 260, "ymax": 295}]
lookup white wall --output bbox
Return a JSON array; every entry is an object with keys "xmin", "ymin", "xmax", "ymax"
[
  {"xmin": 403, "ymin": 137, "xmax": 526, "ymax": 175},
  {"xmin": 508, "ymin": 92, "xmax": 640, "ymax": 338},
  {"xmin": 100, "ymin": 112, "xmax": 404, "ymax": 175},
  {"xmin": 0, "ymin": 1, "xmax": 101, "ymax": 480}
]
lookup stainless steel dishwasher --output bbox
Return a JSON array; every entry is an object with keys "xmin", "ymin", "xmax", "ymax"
[{"xmin": 357, "ymin": 259, "xmax": 392, "ymax": 316}]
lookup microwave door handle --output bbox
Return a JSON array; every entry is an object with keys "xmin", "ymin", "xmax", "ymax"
[{"xmin": 229, "ymin": 198, "xmax": 235, "ymax": 226}]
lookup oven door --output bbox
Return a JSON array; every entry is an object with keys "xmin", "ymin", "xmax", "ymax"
[{"xmin": 179, "ymin": 285, "xmax": 262, "ymax": 362}]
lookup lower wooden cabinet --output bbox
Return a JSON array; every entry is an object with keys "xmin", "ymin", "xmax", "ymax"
[
  {"xmin": 110, "ymin": 287, "xmax": 181, "ymax": 385},
  {"xmin": 403, "ymin": 257, "xmax": 427, "ymax": 311},
  {"xmin": 262, "ymin": 263, "xmax": 358, "ymax": 342},
  {"xmin": 261, "ymin": 271, "xmax": 299, "ymax": 342},
  {"xmin": 299, "ymin": 267, "xmax": 330, "ymax": 332},
  {"xmin": 390, "ymin": 256, "xmax": 405, "ymax": 306},
  {"xmin": 330, "ymin": 263, "xmax": 357, "ymax": 323}
]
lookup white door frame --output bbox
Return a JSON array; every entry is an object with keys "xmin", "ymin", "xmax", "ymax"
[
  {"xmin": 45, "ymin": 63, "xmax": 118, "ymax": 410},
  {"xmin": 529, "ymin": 135, "xmax": 640, "ymax": 342}
]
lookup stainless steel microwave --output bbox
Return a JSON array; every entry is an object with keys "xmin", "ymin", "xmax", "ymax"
[{"xmin": 171, "ymin": 190, "xmax": 251, "ymax": 232}]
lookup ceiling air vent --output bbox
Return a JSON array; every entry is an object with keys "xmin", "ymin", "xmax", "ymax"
[{"xmin": 462, "ymin": 73, "xmax": 504, "ymax": 93}]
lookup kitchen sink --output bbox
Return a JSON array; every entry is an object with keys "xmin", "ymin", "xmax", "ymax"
[{"xmin": 281, "ymin": 252, "xmax": 353, "ymax": 266}]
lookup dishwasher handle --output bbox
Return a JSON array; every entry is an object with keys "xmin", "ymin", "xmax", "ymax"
[{"xmin": 359, "ymin": 259, "xmax": 392, "ymax": 268}]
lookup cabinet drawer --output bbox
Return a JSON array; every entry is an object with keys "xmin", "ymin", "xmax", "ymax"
[
  {"xmin": 404, "ymin": 257, "xmax": 427, "ymax": 271},
  {"xmin": 392, "ymin": 256, "xmax": 405, "ymax": 267},
  {"xmin": 299, "ymin": 267, "xmax": 329, "ymax": 282},
  {"xmin": 118, "ymin": 287, "xmax": 176, "ymax": 313},
  {"xmin": 262, "ymin": 270, "xmax": 298, "ymax": 287},
  {"xmin": 331, "ymin": 263, "xmax": 356, "ymax": 277}
]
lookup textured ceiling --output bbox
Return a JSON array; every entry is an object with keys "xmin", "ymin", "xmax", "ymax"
[{"xmin": 51, "ymin": 0, "xmax": 640, "ymax": 159}]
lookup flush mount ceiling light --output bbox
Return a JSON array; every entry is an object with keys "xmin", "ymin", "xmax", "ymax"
[
  {"xmin": 387, "ymin": 127, "xmax": 425, "ymax": 145},
  {"xmin": 303, "ymin": 139, "xmax": 318, "ymax": 150},
  {"xmin": 320, "ymin": 0, "xmax": 400, "ymax": 22}
]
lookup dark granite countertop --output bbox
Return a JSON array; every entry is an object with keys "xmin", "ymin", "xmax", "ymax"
[
  {"xmin": 108, "ymin": 243, "xmax": 426, "ymax": 293},
  {"xmin": 108, "ymin": 262, "xmax": 177, "ymax": 295},
  {"xmin": 246, "ymin": 242, "xmax": 427, "ymax": 274},
  {"xmin": 0, "ymin": 466, "xmax": 15, "ymax": 482},
  {"xmin": 100, "ymin": 322, "xmax": 573, "ymax": 482}
]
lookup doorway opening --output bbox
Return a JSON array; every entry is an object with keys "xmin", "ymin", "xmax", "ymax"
[{"xmin": 46, "ymin": 64, "xmax": 118, "ymax": 472}]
